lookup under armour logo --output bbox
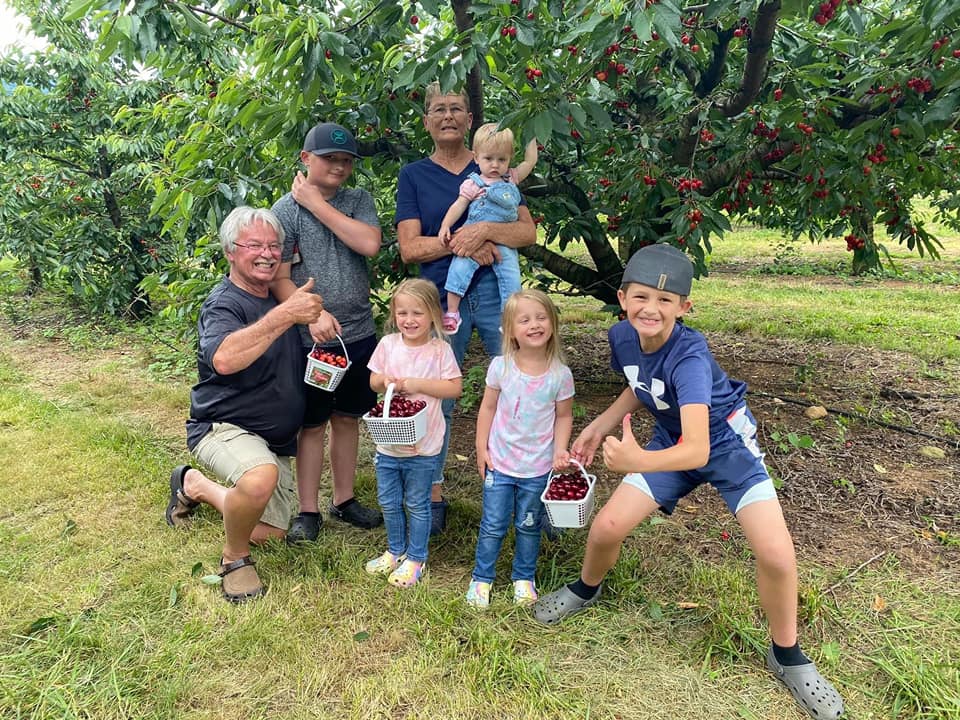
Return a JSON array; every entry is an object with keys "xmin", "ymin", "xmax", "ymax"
[
  {"xmin": 624, "ymin": 365, "xmax": 670, "ymax": 410},
  {"xmin": 331, "ymin": 129, "xmax": 347, "ymax": 145}
]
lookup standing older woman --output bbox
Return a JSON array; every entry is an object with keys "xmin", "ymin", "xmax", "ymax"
[{"xmin": 395, "ymin": 83, "xmax": 537, "ymax": 533}]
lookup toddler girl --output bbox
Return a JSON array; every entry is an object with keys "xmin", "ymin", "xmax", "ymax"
[
  {"xmin": 438, "ymin": 123, "xmax": 538, "ymax": 334},
  {"xmin": 366, "ymin": 279, "xmax": 462, "ymax": 587},
  {"xmin": 467, "ymin": 289, "xmax": 574, "ymax": 607}
]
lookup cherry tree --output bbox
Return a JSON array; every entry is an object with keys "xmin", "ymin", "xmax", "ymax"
[{"xmin": 3, "ymin": 0, "xmax": 959, "ymax": 311}]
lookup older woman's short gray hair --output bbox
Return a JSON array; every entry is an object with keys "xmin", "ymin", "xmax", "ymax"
[{"xmin": 218, "ymin": 206, "xmax": 285, "ymax": 254}]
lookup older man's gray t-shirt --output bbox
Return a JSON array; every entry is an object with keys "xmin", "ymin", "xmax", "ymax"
[{"xmin": 272, "ymin": 188, "xmax": 379, "ymax": 347}]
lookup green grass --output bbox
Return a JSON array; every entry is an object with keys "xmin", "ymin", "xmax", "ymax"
[
  {"xmin": 2, "ymin": 342, "xmax": 958, "ymax": 719},
  {"xmin": 687, "ymin": 276, "xmax": 960, "ymax": 362}
]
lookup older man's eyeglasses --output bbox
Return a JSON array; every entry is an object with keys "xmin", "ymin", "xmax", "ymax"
[
  {"xmin": 234, "ymin": 242, "xmax": 282, "ymax": 253},
  {"xmin": 427, "ymin": 105, "xmax": 468, "ymax": 118}
]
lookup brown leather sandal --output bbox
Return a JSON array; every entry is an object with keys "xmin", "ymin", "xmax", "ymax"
[
  {"xmin": 165, "ymin": 465, "xmax": 200, "ymax": 527},
  {"xmin": 219, "ymin": 556, "xmax": 265, "ymax": 603}
]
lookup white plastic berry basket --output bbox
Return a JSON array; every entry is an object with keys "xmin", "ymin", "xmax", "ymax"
[
  {"xmin": 362, "ymin": 383, "xmax": 428, "ymax": 445},
  {"xmin": 540, "ymin": 459, "xmax": 597, "ymax": 529},
  {"xmin": 304, "ymin": 335, "xmax": 351, "ymax": 391}
]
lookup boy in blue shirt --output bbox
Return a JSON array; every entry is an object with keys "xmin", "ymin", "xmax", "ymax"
[{"xmin": 532, "ymin": 244, "xmax": 844, "ymax": 720}]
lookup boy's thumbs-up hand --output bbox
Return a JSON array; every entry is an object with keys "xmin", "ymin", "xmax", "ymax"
[
  {"xmin": 284, "ymin": 277, "xmax": 324, "ymax": 324},
  {"xmin": 602, "ymin": 413, "xmax": 641, "ymax": 473}
]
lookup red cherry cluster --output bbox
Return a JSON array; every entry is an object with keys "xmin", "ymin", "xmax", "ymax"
[
  {"xmin": 796, "ymin": 122, "xmax": 815, "ymax": 136},
  {"xmin": 642, "ymin": 174, "xmax": 657, "ymax": 186},
  {"xmin": 732, "ymin": 17, "xmax": 751, "ymax": 39},
  {"xmin": 525, "ymin": 67, "xmax": 543, "ymax": 81},
  {"xmin": 814, "ymin": 0, "xmax": 842, "ymax": 25},
  {"xmin": 752, "ymin": 121, "xmax": 780, "ymax": 140},
  {"xmin": 845, "ymin": 234, "xmax": 865, "ymax": 251},
  {"xmin": 500, "ymin": 25, "xmax": 517, "ymax": 38},
  {"xmin": 676, "ymin": 177, "xmax": 704, "ymax": 193},
  {"xmin": 370, "ymin": 395, "xmax": 426, "ymax": 418},
  {"xmin": 906, "ymin": 76, "xmax": 934, "ymax": 94},
  {"xmin": 931, "ymin": 36, "xmax": 950, "ymax": 51},
  {"xmin": 599, "ymin": 177, "xmax": 614, "ymax": 188},
  {"xmin": 687, "ymin": 208, "xmax": 703, "ymax": 230},
  {"xmin": 699, "ymin": 128, "xmax": 715, "ymax": 143},
  {"xmin": 309, "ymin": 348, "xmax": 347, "ymax": 368},
  {"xmin": 544, "ymin": 472, "xmax": 590, "ymax": 501},
  {"xmin": 866, "ymin": 142, "xmax": 888, "ymax": 166}
]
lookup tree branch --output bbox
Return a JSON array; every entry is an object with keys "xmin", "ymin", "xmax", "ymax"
[
  {"xmin": 163, "ymin": 1, "xmax": 253, "ymax": 33},
  {"xmin": 718, "ymin": 0, "xmax": 780, "ymax": 117}
]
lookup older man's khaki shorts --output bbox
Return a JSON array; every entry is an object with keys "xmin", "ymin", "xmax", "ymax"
[{"xmin": 192, "ymin": 422, "xmax": 297, "ymax": 530}]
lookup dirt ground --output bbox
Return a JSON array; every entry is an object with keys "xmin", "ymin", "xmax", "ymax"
[{"xmin": 446, "ymin": 328, "xmax": 960, "ymax": 574}]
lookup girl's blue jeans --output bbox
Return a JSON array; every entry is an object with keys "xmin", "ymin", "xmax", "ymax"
[
  {"xmin": 471, "ymin": 468, "xmax": 549, "ymax": 584},
  {"xmin": 375, "ymin": 452, "xmax": 440, "ymax": 564}
]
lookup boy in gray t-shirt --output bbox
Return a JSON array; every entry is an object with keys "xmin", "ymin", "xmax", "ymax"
[{"xmin": 270, "ymin": 122, "xmax": 384, "ymax": 540}]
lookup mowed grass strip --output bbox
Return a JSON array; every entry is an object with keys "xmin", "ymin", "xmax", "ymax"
[{"xmin": 689, "ymin": 275, "xmax": 960, "ymax": 362}]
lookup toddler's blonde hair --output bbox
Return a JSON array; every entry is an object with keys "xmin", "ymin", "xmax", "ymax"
[
  {"xmin": 500, "ymin": 289, "xmax": 564, "ymax": 363},
  {"xmin": 472, "ymin": 122, "xmax": 515, "ymax": 156},
  {"xmin": 384, "ymin": 278, "xmax": 447, "ymax": 341}
]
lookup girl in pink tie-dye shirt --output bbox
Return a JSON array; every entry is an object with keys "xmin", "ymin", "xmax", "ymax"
[{"xmin": 467, "ymin": 289, "xmax": 574, "ymax": 608}]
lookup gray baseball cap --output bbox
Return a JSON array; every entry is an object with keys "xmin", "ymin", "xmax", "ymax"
[
  {"xmin": 622, "ymin": 244, "xmax": 693, "ymax": 295},
  {"xmin": 302, "ymin": 122, "xmax": 360, "ymax": 157}
]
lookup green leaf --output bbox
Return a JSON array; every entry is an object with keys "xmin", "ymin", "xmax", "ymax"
[
  {"xmin": 419, "ymin": 0, "xmax": 440, "ymax": 18},
  {"xmin": 515, "ymin": 24, "xmax": 536, "ymax": 47},
  {"xmin": 847, "ymin": 4, "xmax": 864, "ymax": 36},
  {"xmin": 63, "ymin": 0, "xmax": 98, "ymax": 22},
  {"xmin": 531, "ymin": 111, "xmax": 554, "ymax": 144},
  {"xmin": 27, "ymin": 616, "xmax": 60, "ymax": 635},
  {"xmin": 168, "ymin": 584, "xmax": 179, "ymax": 607},
  {"xmin": 652, "ymin": 0, "xmax": 681, "ymax": 46},
  {"xmin": 171, "ymin": 3, "xmax": 211, "ymax": 35},
  {"xmin": 201, "ymin": 574, "xmax": 223, "ymax": 585},
  {"xmin": 191, "ymin": 562, "xmax": 204, "ymax": 577},
  {"xmin": 353, "ymin": 630, "xmax": 370, "ymax": 641},
  {"xmin": 925, "ymin": 94, "xmax": 959, "ymax": 125}
]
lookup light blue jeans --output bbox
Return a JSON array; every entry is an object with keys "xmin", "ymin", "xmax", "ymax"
[
  {"xmin": 445, "ymin": 245, "xmax": 521, "ymax": 313},
  {"xmin": 471, "ymin": 469, "xmax": 549, "ymax": 584},
  {"xmin": 435, "ymin": 269, "xmax": 503, "ymax": 485},
  {"xmin": 375, "ymin": 453, "xmax": 440, "ymax": 563}
]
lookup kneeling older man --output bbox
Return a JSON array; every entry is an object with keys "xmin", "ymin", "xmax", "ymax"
[{"xmin": 165, "ymin": 205, "xmax": 324, "ymax": 602}]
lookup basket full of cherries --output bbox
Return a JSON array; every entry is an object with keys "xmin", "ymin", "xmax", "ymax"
[
  {"xmin": 304, "ymin": 335, "xmax": 350, "ymax": 391},
  {"xmin": 540, "ymin": 459, "xmax": 597, "ymax": 528},
  {"xmin": 362, "ymin": 383, "xmax": 428, "ymax": 445}
]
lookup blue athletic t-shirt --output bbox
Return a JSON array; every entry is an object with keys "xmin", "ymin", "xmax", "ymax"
[{"xmin": 608, "ymin": 321, "xmax": 747, "ymax": 442}]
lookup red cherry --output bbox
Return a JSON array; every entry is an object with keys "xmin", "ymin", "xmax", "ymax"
[{"xmin": 410, "ymin": 15, "xmax": 419, "ymax": 25}]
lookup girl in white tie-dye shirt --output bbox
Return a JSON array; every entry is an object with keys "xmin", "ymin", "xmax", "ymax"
[{"xmin": 467, "ymin": 289, "xmax": 574, "ymax": 608}]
